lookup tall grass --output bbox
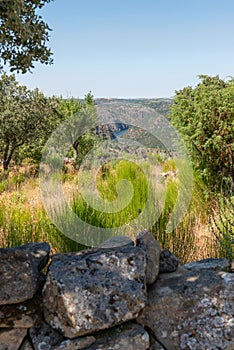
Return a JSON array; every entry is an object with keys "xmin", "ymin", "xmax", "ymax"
[
  {"xmin": 0, "ymin": 176, "xmax": 85, "ymax": 253},
  {"xmin": 73, "ymin": 160, "xmax": 148, "ymax": 230},
  {"xmin": 210, "ymin": 189, "xmax": 234, "ymax": 260},
  {"xmin": 72, "ymin": 159, "xmax": 218, "ymax": 263},
  {"xmin": 0, "ymin": 160, "xmax": 231, "ymax": 263}
]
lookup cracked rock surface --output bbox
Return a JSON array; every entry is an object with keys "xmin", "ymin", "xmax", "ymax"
[
  {"xmin": 0, "ymin": 242, "xmax": 50, "ymax": 306},
  {"xmin": 43, "ymin": 245, "xmax": 147, "ymax": 338},
  {"xmin": 137, "ymin": 265, "xmax": 234, "ymax": 350}
]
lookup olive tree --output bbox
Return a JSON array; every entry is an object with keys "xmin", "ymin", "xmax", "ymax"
[
  {"xmin": 0, "ymin": 73, "xmax": 59, "ymax": 170},
  {"xmin": 59, "ymin": 92, "xmax": 98, "ymax": 168}
]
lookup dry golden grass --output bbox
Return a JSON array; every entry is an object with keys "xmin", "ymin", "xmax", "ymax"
[
  {"xmin": 0, "ymin": 165, "xmax": 230, "ymax": 262},
  {"xmin": 186, "ymin": 217, "xmax": 218, "ymax": 262}
]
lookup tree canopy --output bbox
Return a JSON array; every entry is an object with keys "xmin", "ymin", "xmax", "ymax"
[
  {"xmin": 0, "ymin": 0, "xmax": 53, "ymax": 73},
  {"xmin": 59, "ymin": 92, "xmax": 98, "ymax": 168},
  {"xmin": 169, "ymin": 75, "xmax": 234, "ymax": 189},
  {"xmin": 0, "ymin": 73, "xmax": 59, "ymax": 170}
]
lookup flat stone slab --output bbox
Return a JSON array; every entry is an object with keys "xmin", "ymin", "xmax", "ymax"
[
  {"xmin": 53, "ymin": 336, "xmax": 96, "ymax": 350},
  {"xmin": 0, "ymin": 295, "xmax": 43, "ymax": 328},
  {"xmin": 0, "ymin": 328, "xmax": 27, "ymax": 350},
  {"xmin": 97, "ymin": 236, "xmax": 134, "ymax": 249},
  {"xmin": 85, "ymin": 322, "xmax": 150, "ymax": 350},
  {"xmin": 43, "ymin": 246, "xmax": 147, "ymax": 338},
  {"xmin": 29, "ymin": 321, "xmax": 64, "ymax": 350},
  {"xmin": 183, "ymin": 258, "xmax": 231, "ymax": 271}
]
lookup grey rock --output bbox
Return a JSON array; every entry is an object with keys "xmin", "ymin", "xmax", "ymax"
[
  {"xmin": 137, "ymin": 265, "xmax": 234, "ymax": 350},
  {"xmin": 98, "ymin": 236, "xmax": 134, "ymax": 249},
  {"xmin": 136, "ymin": 231, "xmax": 161, "ymax": 284},
  {"xmin": 29, "ymin": 321, "xmax": 64, "ymax": 350},
  {"xmin": 19, "ymin": 339, "xmax": 34, "ymax": 350},
  {"xmin": 183, "ymin": 257, "xmax": 231, "ymax": 271},
  {"xmin": 43, "ymin": 246, "xmax": 147, "ymax": 338},
  {"xmin": 0, "ymin": 328, "xmax": 27, "ymax": 350},
  {"xmin": 53, "ymin": 336, "xmax": 96, "ymax": 350},
  {"xmin": 149, "ymin": 339, "xmax": 165, "ymax": 350},
  {"xmin": 0, "ymin": 295, "xmax": 43, "ymax": 328},
  {"xmin": 159, "ymin": 249, "xmax": 179, "ymax": 273},
  {"xmin": 0, "ymin": 249, "xmax": 40, "ymax": 305},
  {"xmin": 86, "ymin": 322, "xmax": 150, "ymax": 350},
  {"xmin": 14, "ymin": 242, "xmax": 51, "ymax": 271}
]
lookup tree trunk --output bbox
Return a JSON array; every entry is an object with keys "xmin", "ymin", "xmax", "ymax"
[
  {"xmin": 72, "ymin": 139, "xmax": 79, "ymax": 160},
  {"xmin": 2, "ymin": 144, "xmax": 15, "ymax": 171}
]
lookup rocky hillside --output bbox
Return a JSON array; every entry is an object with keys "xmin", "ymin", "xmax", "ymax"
[{"xmin": 94, "ymin": 98, "xmax": 173, "ymax": 147}]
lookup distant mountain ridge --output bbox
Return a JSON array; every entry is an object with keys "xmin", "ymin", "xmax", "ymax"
[{"xmin": 95, "ymin": 97, "xmax": 173, "ymax": 117}]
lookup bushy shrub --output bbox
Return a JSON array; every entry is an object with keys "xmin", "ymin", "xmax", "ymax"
[{"xmin": 169, "ymin": 75, "xmax": 234, "ymax": 190}]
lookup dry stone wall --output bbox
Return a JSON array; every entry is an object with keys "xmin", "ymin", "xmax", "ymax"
[{"xmin": 0, "ymin": 232, "xmax": 233, "ymax": 350}]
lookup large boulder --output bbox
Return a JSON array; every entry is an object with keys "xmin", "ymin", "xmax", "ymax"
[
  {"xmin": 43, "ymin": 246, "xmax": 147, "ymax": 338},
  {"xmin": 0, "ymin": 242, "xmax": 50, "ymax": 305},
  {"xmin": 137, "ymin": 262, "xmax": 234, "ymax": 350}
]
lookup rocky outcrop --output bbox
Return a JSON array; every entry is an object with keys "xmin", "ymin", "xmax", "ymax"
[
  {"xmin": 95, "ymin": 123, "xmax": 129, "ymax": 140},
  {"xmin": 0, "ymin": 235, "xmax": 233, "ymax": 350}
]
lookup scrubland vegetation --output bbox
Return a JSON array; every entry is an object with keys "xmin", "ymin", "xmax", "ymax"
[
  {"xmin": 0, "ymin": 73, "xmax": 233, "ymax": 263},
  {"xmin": 0, "ymin": 2, "xmax": 232, "ymax": 263}
]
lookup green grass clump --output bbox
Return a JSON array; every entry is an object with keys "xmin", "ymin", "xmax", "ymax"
[
  {"xmin": 0, "ymin": 193, "xmax": 84, "ymax": 253},
  {"xmin": 73, "ymin": 160, "xmax": 149, "ymax": 230}
]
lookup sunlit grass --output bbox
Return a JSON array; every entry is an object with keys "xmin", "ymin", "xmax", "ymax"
[{"xmin": 0, "ymin": 160, "xmax": 232, "ymax": 263}]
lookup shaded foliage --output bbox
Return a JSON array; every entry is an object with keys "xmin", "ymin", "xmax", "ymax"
[
  {"xmin": 210, "ymin": 187, "xmax": 234, "ymax": 260},
  {"xmin": 0, "ymin": 0, "xmax": 53, "ymax": 72},
  {"xmin": 0, "ymin": 73, "xmax": 60, "ymax": 170},
  {"xmin": 169, "ymin": 75, "xmax": 234, "ymax": 189}
]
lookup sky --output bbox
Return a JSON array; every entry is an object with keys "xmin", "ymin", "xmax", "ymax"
[{"xmin": 15, "ymin": 0, "xmax": 234, "ymax": 98}]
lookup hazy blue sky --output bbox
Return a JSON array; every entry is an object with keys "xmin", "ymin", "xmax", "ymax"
[{"xmin": 16, "ymin": 0, "xmax": 234, "ymax": 98}]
